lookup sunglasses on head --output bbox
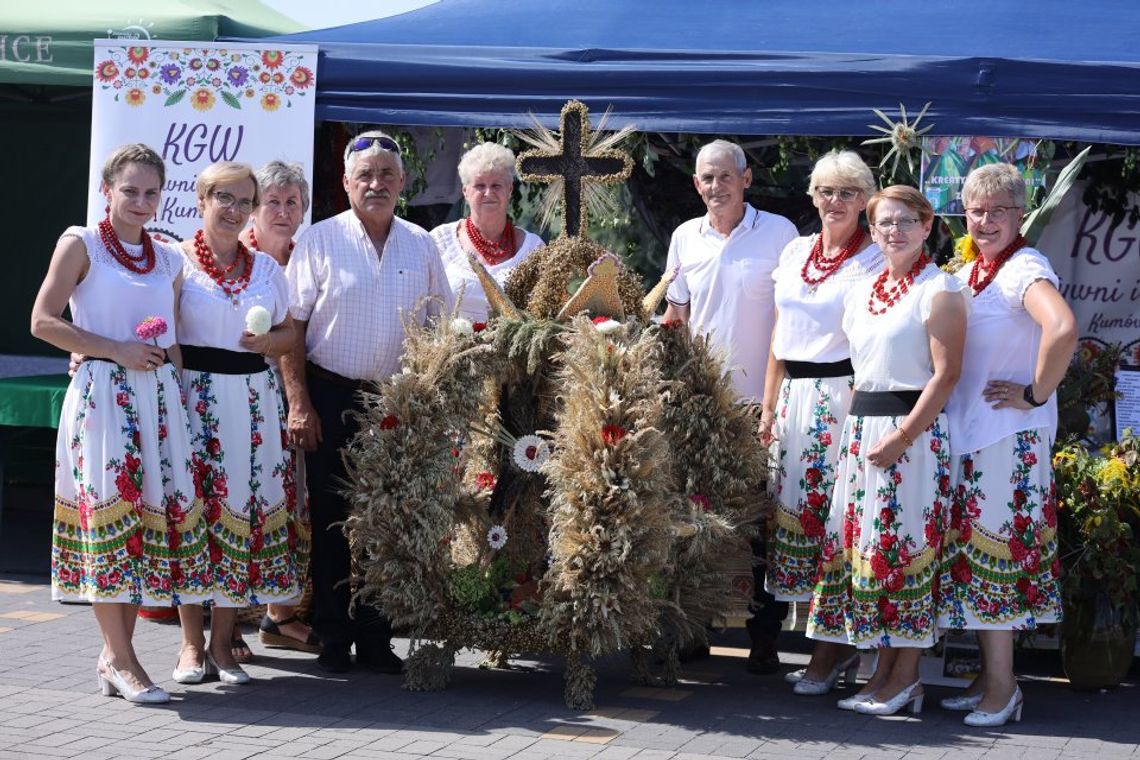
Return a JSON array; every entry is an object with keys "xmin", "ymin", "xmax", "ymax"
[{"xmin": 347, "ymin": 135, "xmax": 401, "ymax": 156}]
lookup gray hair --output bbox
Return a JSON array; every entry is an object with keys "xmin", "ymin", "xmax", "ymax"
[
  {"xmin": 961, "ymin": 163, "xmax": 1026, "ymax": 208},
  {"xmin": 256, "ymin": 160, "xmax": 311, "ymax": 213},
  {"xmin": 344, "ymin": 129, "xmax": 405, "ymax": 175},
  {"xmin": 458, "ymin": 142, "xmax": 517, "ymax": 186},
  {"xmin": 808, "ymin": 150, "xmax": 876, "ymax": 197},
  {"xmin": 695, "ymin": 139, "xmax": 747, "ymax": 174}
]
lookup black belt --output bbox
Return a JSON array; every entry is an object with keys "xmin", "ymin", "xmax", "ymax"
[
  {"xmin": 86, "ymin": 353, "xmax": 171, "ymax": 368},
  {"xmin": 784, "ymin": 358, "xmax": 854, "ymax": 379},
  {"xmin": 849, "ymin": 390, "xmax": 923, "ymax": 417},
  {"xmin": 306, "ymin": 361, "xmax": 372, "ymax": 393},
  {"xmin": 182, "ymin": 345, "xmax": 267, "ymax": 375}
]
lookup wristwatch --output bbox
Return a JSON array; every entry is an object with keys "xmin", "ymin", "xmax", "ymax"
[{"xmin": 1022, "ymin": 384, "xmax": 1046, "ymax": 408}]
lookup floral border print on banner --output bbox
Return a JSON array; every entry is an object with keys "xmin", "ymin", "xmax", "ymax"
[{"xmin": 94, "ymin": 46, "xmax": 314, "ymax": 113}]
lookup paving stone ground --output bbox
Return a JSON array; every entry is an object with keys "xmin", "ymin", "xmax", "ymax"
[
  {"xmin": 1, "ymin": 482, "xmax": 1138, "ymax": 760},
  {"xmin": 0, "ymin": 569, "xmax": 1137, "ymax": 760}
]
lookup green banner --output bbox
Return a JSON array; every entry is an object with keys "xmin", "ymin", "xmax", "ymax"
[{"xmin": 0, "ymin": 1, "xmax": 300, "ymax": 86}]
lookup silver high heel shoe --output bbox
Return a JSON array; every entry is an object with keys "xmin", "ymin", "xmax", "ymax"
[
  {"xmin": 853, "ymin": 680, "xmax": 924, "ymax": 716},
  {"xmin": 964, "ymin": 687, "xmax": 1022, "ymax": 727},
  {"xmin": 97, "ymin": 656, "xmax": 170, "ymax": 704},
  {"xmin": 205, "ymin": 652, "xmax": 251, "ymax": 684},
  {"xmin": 793, "ymin": 653, "xmax": 861, "ymax": 695},
  {"xmin": 837, "ymin": 691, "xmax": 878, "ymax": 711},
  {"xmin": 940, "ymin": 692, "xmax": 984, "ymax": 711}
]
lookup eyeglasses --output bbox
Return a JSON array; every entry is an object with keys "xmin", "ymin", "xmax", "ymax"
[
  {"xmin": 814, "ymin": 187, "xmax": 862, "ymax": 202},
  {"xmin": 872, "ymin": 217, "xmax": 921, "ymax": 232},
  {"xmin": 964, "ymin": 205, "xmax": 1022, "ymax": 223},
  {"xmin": 347, "ymin": 134, "xmax": 401, "ymax": 157},
  {"xmin": 211, "ymin": 191, "xmax": 254, "ymax": 214}
]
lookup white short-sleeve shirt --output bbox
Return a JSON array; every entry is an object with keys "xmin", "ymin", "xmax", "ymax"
[
  {"xmin": 179, "ymin": 250, "xmax": 289, "ymax": 352},
  {"xmin": 430, "ymin": 221, "xmax": 543, "ymax": 322},
  {"xmin": 286, "ymin": 210, "xmax": 454, "ymax": 382},
  {"xmin": 665, "ymin": 203, "xmax": 798, "ymax": 403},
  {"xmin": 843, "ymin": 265, "xmax": 972, "ymax": 393},
  {"xmin": 771, "ymin": 235, "xmax": 884, "ymax": 363},
  {"xmin": 947, "ymin": 247, "xmax": 1060, "ymax": 454}
]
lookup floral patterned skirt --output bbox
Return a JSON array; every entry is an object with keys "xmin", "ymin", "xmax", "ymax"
[
  {"xmin": 765, "ymin": 374, "xmax": 853, "ymax": 601},
  {"xmin": 937, "ymin": 429, "xmax": 1061, "ymax": 631},
  {"xmin": 806, "ymin": 413, "xmax": 953, "ymax": 649},
  {"xmin": 183, "ymin": 367, "xmax": 304, "ymax": 607},
  {"xmin": 52, "ymin": 361, "xmax": 209, "ymax": 605}
]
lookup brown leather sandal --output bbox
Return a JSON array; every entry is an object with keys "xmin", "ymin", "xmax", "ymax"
[{"xmin": 258, "ymin": 614, "xmax": 322, "ymax": 653}]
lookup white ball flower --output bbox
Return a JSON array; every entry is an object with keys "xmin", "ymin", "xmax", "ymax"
[
  {"xmin": 486, "ymin": 524, "xmax": 509, "ymax": 550},
  {"xmin": 244, "ymin": 305, "xmax": 272, "ymax": 336},
  {"xmin": 592, "ymin": 317, "xmax": 622, "ymax": 335},
  {"xmin": 451, "ymin": 317, "xmax": 474, "ymax": 337}
]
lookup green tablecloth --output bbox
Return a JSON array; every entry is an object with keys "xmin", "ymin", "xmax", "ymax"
[{"xmin": 0, "ymin": 374, "xmax": 70, "ymax": 429}]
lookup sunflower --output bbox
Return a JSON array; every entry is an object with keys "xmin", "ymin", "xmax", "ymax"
[
  {"xmin": 260, "ymin": 93, "xmax": 281, "ymax": 112},
  {"xmin": 190, "ymin": 89, "xmax": 215, "ymax": 111},
  {"xmin": 124, "ymin": 88, "xmax": 145, "ymax": 107}
]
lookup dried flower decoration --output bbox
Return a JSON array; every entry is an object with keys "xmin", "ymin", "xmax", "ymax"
[{"xmin": 512, "ymin": 434, "xmax": 550, "ymax": 473}]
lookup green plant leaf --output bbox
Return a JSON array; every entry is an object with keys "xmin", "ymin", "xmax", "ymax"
[
  {"xmin": 164, "ymin": 89, "xmax": 186, "ymax": 106},
  {"xmin": 220, "ymin": 90, "xmax": 242, "ymax": 110},
  {"xmin": 1021, "ymin": 145, "xmax": 1091, "ymax": 245}
]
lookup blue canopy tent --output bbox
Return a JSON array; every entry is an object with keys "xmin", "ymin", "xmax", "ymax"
[{"xmin": 259, "ymin": 0, "xmax": 1140, "ymax": 144}]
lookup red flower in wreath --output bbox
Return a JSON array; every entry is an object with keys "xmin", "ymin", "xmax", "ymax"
[
  {"xmin": 379, "ymin": 414, "xmax": 399, "ymax": 430},
  {"xmin": 690, "ymin": 493, "xmax": 711, "ymax": 512},
  {"xmin": 601, "ymin": 424, "xmax": 627, "ymax": 446},
  {"xmin": 472, "ymin": 321, "xmax": 487, "ymax": 333},
  {"xmin": 475, "ymin": 471, "xmax": 497, "ymax": 491}
]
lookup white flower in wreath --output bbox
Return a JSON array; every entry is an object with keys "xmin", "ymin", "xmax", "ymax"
[
  {"xmin": 590, "ymin": 316, "xmax": 623, "ymax": 335},
  {"xmin": 486, "ymin": 524, "xmax": 509, "ymax": 550},
  {"xmin": 451, "ymin": 317, "xmax": 474, "ymax": 337},
  {"xmin": 512, "ymin": 434, "xmax": 550, "ymax": 473}
]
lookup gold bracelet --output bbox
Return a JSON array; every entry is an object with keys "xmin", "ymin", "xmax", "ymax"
[{"xmin": 896, "ymin": 426, "xmax": 914, "ymax": 447}]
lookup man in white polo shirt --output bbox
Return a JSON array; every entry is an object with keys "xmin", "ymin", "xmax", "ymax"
[
  {"xmin": 663, "ymin": 139, "xmax": 797, "ymax": 674},
  {"xmin": 281, "ymin": 130, "xmax": 453, "ymax": 674}
]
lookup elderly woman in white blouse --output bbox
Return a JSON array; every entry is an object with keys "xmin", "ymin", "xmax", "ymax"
[
  {"xmin": 939, "ymin": 163, "xmax": 1076, "ymax": 727},
  {"xmin": 430, "ymin": 142, "xmax": 543, "ymax": 322},
  {"xmin": 760, "ymin": 150, "xmax": 882, "ymax": 696}
]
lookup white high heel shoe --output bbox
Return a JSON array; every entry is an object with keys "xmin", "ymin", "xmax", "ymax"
[
  {"xmin": 964, "ymin": 687, "xmax": 1022, "ymax": 727},
  {"xmin": 784, "ymin": 667, "xmax": 807, "ymax": 684},
  {"xmin": 97, "ymin": 657, "xmax": 170, "ymax": 704},
  {"xmin": 940, "ymin": 692, "xmax": 984, "ymax": 711},
  {"xmin": 172, "ymin": 651, "xmax": 206, "ymax": 684},
  {"xmin": 793, "ymin": 653, "xmax": 861, "ymax": 695},
  {"xmin": 205, "ymin": 652, "xmax": 251, "ymax": 684},
  {"xmin": 853, "ymin": 680, "xmax": 924, "ymax": 716},
  {"xmin": 837, "ymin": 691, "xmax": 878, "ymax": 711}
]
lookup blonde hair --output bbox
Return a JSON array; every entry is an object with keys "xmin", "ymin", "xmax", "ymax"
[
  {"xmin": 808, "ymin": 150, "xmax": 876, "ymax": 197},
  {"xmin": 961, "ymin": 163, "xmax": 1026, "ymax": 208},
  {"xmin": 196, "ymin": 161, "xmax": 259, "ymax": 206},
  {"xmin": 101, "ymin": 143, "xmax": 165, "ymax": 186},
  {"xmin": 867, "ymin": 185, "xmax": 934, "ymax": 225}
]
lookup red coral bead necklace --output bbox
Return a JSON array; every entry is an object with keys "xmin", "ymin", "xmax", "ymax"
[
  {"xmin": 968, "ymin": 234, "xmax": 1026, "ymax": 295},
  {"xmin": 194, "ymin": 229, "xmax": 252, "ymax": 307},
  {"xmin": 464, "ymin": 216, "xmax": 515, "ymax": 266},
  {"xmin": 867, "ymin": 251, "xmax": 931, "ymax": 315},
  {"xmin": 99, "ymin": 216, "xmax": 155, "ymax": 274},
  {"xmin": 801, "ymin": 226, "xmax": 866, "ymax": 291},
  {"xmin": 248, "ymin": 227, "xmax": 295, "ymax": 256}
]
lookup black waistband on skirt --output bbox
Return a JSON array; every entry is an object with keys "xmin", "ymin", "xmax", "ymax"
[
  {"xmin": 784, "ymin": 358, "xmax": 854, "ymax": 379},
  {"xmin": 182, "ymin": 345, "xmax": 267, "ymax": 375},
  {"xmin": 849, "ymin": 390, "xmax": 923, "ymax": 417}
]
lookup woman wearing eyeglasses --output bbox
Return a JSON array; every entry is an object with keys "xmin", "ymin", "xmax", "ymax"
[
  {"xmin": 806, "ymin": 185, "xmax": 969, "ymax": 716},
  {"xmin": 430, "ymin": 142, "xmax": 543, "ymax": 322},
  {"xmin": 938, "ymin": 164, "xmax": 1075, "ymax": 727},
  {"xmin": 760, "ymin": 150, "xmax": 881, "ymax": 696},
  {"xmin": 32, "ymin": 144, "xmax": 203, "ymax": 704},
  {"xmin": 172, "ymin": 161, "xmax": 300, "ymax": 686}
]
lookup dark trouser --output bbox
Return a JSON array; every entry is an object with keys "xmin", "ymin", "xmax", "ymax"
[
  {"xmin": 305, "ymin": 368, "xmax": 392, "ymax": 651},
  {"xmin": 747, "ymin": 536, "xmax": 789, "ymax": 644}
]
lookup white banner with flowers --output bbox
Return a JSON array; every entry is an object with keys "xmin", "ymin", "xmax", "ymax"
[{"xmin": 87, "ymin": 40, "xmax": 317, "ymax": 242}]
